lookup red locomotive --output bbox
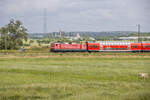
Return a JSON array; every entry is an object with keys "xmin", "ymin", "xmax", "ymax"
[{"xmin": 51, "ymin": 41, "xmax": 150, "ymax": 52}]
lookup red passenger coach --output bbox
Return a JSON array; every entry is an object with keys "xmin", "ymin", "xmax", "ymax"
[
  {"xmin": 131, "ymin": 43, "xmax": 150, "ymax": 51},
  {"xmin": 51, "ymin": 43, "xmax": 87, "ymax": 52},
  {"xmin": 142, "ymin": 43, "xmax": 150, "ymax": 51},
  {"xmin": 86, "ymin": 41, "xmax": 131, "ymax": 52},
  {"xmin": 131, "ymin": 43, "xmax": 143, "ymax": 51},
  {"xmin": 99, "ymin": 41, "xmax": 131, "ymax": 51}
]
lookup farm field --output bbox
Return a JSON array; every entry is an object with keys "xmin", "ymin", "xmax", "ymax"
[{"xmin": 0, "ymin": 55, "xmax": 150, "ymax": 100}]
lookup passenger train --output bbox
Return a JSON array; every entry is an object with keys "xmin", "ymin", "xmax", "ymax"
[{"xmin": 50, "ymin": 41, "xmax": 150, "ymax": 52}]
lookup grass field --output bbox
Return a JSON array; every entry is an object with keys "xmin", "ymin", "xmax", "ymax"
[{"xmin": 0, "ymin": 55, "xmax": 150, "ymax": 100}]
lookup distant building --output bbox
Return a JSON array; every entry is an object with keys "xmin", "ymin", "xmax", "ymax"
[
  {"xmin": 59, "ymin": 30, "xmax": 65, "ymax": 37},
  {"xmin": 65, "ymin": 33, "xmax": 82, "ymax": 40},
  {"xmin": 28, "ymin": 33, "xmax": 44, "ymax": 38},
  {"xmin": 76, "ymin": 33, "xmax": 80, "ymax": 38},
  {"xmin": 89, "ymin": 37, "xmax": 95, "ymax": 40}
]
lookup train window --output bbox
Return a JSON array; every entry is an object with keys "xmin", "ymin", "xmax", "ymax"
[
  {"xmin": 132, "ymin": 45, "xmax": 138, "ymax": 48},
  {"xmin": 93, "ymin": 45, "xmax": 95, "ymax": 48},
  {"xmin": 56, "ymin": 44, "xmax": 58, "ymax": 46},
  {"xmin": 90, "ymin": 46, "xmax": 92, "ymax": 48},
  {"xmin": 147, "ymin": 45, "xmax": 150, "ymax": 48},
  {"xmin": 92, "ymin": 45, "xmax": 97, "ymax": 48}
]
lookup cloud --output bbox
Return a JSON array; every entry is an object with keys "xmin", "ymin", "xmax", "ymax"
[
  {"xmin": 0, "ymin": 0, "xmax": 60, "ymax": 15},
  {"xmin": 0, "ymin": 0, "xmax": 150, "ymax": 32}
]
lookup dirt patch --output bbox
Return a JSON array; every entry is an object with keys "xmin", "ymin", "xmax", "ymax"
[{"xmin": 0, "ymin": 54, "xmax": 150, "ymax": 59}]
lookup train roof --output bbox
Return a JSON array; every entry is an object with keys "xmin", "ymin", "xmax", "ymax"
[
  {"xmin": 88, "ymin": 41, "xmax": 150, "ymax": 45},
  {"xmin": 88, "ymin": 41, "xmax": 150, "ymax": 43}
]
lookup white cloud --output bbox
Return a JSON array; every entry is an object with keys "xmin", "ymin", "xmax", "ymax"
[{"xmin": 0, "ymin": 0, "xmax": 150, "ymax": 32}]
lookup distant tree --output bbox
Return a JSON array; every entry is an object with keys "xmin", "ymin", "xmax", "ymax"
[
  {"xmin": 0, "ymin": 19, "xmax": 28, "ymax": 49},
  {"xmin": 83, "ymin": 35, "xmax": 91, "ymax": 41},
  {"xmin": 130, "ymin": 32, "xmax": 138, "ymax": 36},
  {"xmin": 0, "ymin": 27, "xmax": 8, "ymax": 50},
  {"xmin": 29, "ymin": 40, "xmax": 34, "ymax": 44},
  {"xmin": 36, "ymin": 40, "xmax": 41, "ymax": 46}
]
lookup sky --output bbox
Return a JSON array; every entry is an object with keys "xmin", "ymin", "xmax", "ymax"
[{"xmin": 0, "ymin": 0, "xmax": 150, "ymax": 33}]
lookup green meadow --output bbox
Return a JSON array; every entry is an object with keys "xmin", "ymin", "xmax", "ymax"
[{"xmin": 0, "ymin": 56, "xmax": 150, "ymax": 100}]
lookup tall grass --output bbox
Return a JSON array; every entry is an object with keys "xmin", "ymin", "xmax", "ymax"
[{"xmin": 0, "ymin": 57, "xmax": 150, "ymax": 100}]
